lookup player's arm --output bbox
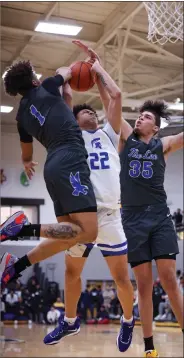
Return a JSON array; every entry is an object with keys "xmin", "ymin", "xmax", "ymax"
[
  {"xmin": 17, "ymin": 122, "xmax": 38, "ymax": 179},
  {"xmin": 162, "ymin": 132, "xmax": 184, "ymax": 157},
  {"xmin": 92, "ymin": 60, "xmax": 121, "ymax": 134},
  {"xmin": 62, "ymin": 82, "xmax": 73, "ymax": 109},
  {"xmin": 41, "ymin": 68, "xmax": 71, "ymax": 96}
]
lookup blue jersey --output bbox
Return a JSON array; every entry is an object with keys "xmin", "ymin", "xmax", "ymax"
[
  {"xmin": 120, "ymin": 132, "xmax": 167, "ymax": 207},
  {"xmin": 16, "ymin": 76, "xmax": 87, "ymax": 156}
]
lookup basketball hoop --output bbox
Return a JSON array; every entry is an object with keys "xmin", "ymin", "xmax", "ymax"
[{"xmin": 143, "ymin": 1, "xmax": 183, "ymax": 45}]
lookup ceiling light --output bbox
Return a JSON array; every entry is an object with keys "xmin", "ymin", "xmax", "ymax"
[
  {"xmin": 36, "ymin": 74, "xmax": 42, "ymax": 80},
  {"xmin": 2, "ymin": 71, "xmax": 42, "ymax": 80},
  {"xmin": 176, "ymin": 97, "xmax": 181, "ymax": 103},
  {"xmin": 160, "ymin": 118, "xmax": 169, "ymax": 129},
  {"xmin": 168, "ymin": 103, "xmax": 183, "ymax": 111},
  {"xmin": 35, "ymin": 22, "xmax": 82, "ymax": 36},
  {"xmin": 0, "ymin": 106, "xmax": 14, "ymax": 113}
]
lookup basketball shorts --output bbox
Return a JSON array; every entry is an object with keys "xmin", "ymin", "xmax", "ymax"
[
  {"xmin": 121, "ymin": 204, "xmax": 179, "ymax": 266},
  {"xmin": 66, "ymin": 208, "xmax": 127, "ymax": 257},
  {"xmin": 44, "ymin": 149, "xmax": 97, "ymax": 217}
]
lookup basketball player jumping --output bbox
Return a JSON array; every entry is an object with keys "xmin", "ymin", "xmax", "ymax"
[
  {"xmin": 0, "ymin": 60, "xmax": 98, "ymax": 280},
  {"xmin": 1, "ymin": 53, "xmax": 134, "ymax": 352},
  {"xmin": 119, "ymin": 100, "xmax": 184, "ymax": 357}
]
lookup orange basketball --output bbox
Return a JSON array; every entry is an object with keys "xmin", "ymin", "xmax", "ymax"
[{"xmin": 69, "ymin": 61, "xmax": 96, "ymax": 92}]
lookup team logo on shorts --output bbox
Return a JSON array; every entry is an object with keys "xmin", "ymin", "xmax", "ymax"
[
  {"xmin": 70, "ymin": 172, "xmax": 89, "ymax": 196},
  {"xmin": 91, "ymin": 138, "xmax": 102, "ymax": 149}
]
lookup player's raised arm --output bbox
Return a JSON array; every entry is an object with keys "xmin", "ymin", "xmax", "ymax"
[
  {"xmin": 62, "ymin": 82, "xmax": 73, "ymax": 110},
  {"xmin": 162, "ymin": 132, "xmax": 184, "ymax": 157},
  {"xmin": 91, "ymin": 60, "xmax": 121, "ymax": 134}
]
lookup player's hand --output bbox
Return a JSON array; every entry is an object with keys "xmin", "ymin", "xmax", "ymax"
[
  {"xmin": 23, "ymin": 161, "xmax": 38, "ymax": 180},
  {"xmin": 90, "ymin": 59, "xmax": 101, "ymax": 75},
  {"xmin": 56, "ymin": 67, "xmax": 72, "ymax": 82},
  {"xmin": 72, "ymin": 40, "xmax": 101, "ymax": 63}
]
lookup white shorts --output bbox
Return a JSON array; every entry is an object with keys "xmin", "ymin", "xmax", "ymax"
[{"xmin": 66, "ymin": 208, "xmax": 127, "ymax": 258}]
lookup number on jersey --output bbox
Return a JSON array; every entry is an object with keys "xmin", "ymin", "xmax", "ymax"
[
  {"xmin": 129, "ymin": 160, "xmax": 153, "ymax": 179},
  {"xmin": 89, "ymin": 152, "xmax": 110, "ymax": 170}
]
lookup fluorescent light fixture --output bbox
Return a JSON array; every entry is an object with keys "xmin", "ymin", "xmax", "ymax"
[
  {"xmin": 160, "ymin": 118, "xmax": 169, "ymax": 129},
  {"xmin": 2, "ymin": 71, "xmax": 42, "ymax": 80},
  {"xmin": 0, "ymin": 106, "xmax": 14, "ymax": 113},
  {"xmin": 36, "ymin": 73, "xmax": 42, "ymax": 80},
  {"xmin": 168, "ymin": 103, "xmax": 183, "ymax": 111},
  {"xmin": 35, "ymin": 21, "xmax": 82, "ymax": 36}
]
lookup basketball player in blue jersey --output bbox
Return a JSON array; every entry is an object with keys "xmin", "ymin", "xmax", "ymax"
[
  {"xmin": 118, "ymin": 101, "xmax": 184, "ymax": 357},
  {"xmin": 1, "ymin": 49, "xmax": 134, "ymax": 353},
  {"xmin": 0, "ymin": 61, "xmax": 98, "ymax": 283}
]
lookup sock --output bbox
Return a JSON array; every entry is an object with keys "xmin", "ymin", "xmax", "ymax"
[
  {"xmin": 14, "ymin": 255, "xmax": 31, "ymax": 275},
  {"xmin": 64, "ymin": 316, "xmax": 77, "ymax": 325},
  {"xmin": 18, "ymin": 224, "xmax": 41, "ymax": 238},
  {"xmin": 144, "ymin": 336, "xmax": 154, "ymax": 352},
  {"xmin": 123, "ymin": 315, "xmax": 133, "ymax": 323}
]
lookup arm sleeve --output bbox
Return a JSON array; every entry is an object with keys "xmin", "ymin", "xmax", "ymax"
[
  {"xmin": 41, "ymin": 74, "xmax": 64, "ymax": 96},
  {"xmin": 17, "ymin": 122, "xmax": 33, "ymax": 143},
  {"xmin": 102, "ymin": 122, "xmax": 120, "ymax": 151}
]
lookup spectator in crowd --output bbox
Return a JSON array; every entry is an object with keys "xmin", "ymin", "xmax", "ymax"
[
  {"xmin": 152, "ymin": 278, "xmax": 165, "ymax": 318},
  {"xmin": 109, "ymin": 292, "xmax": 121, "ymax": 319},
  {"xmin": 27, "ymin": 272, "xmax": 39, "ymax": 291},
  {"xmin": 97, "ymin": 305, "xmax": 109, "ymax": 324},
  {"xmin": 173, "ymin": 209, "xmax": 183, "ymax": 228},
  {"xmin": 80, "ymin": 284, "xmax": 94, "ymax": 321},
  {"xmin": 5, "ymin": 290, "xmax": 18, "ymax": 314},
  {"xmin": 154, "ymin": 295, "xmax": 174, "ymax": 321},
  {"xmin": 176, "ymin": 270, "xmax": 182, "ymax": 285},
  {"xmin": 29, "ymin": 284, "xmax": 45, "ymax": 323},
  {"xmin": 90, "ymin": 285, "xmax": 104, "ymax": 317},
  {"xmin": 53, "ymin": 297, "xmax": 65, "ymax": 314},
  {"xmin": 102, "ymin": 284, "xmax": 114, "ymax": 310},
  {"xmin": 47, "ymin": 306, "xmax": 60, "ymax": 324},
  {"xmin": 14, "ymin": 281, "xmax": 23, "ymax": 300},
  {"xmin": 15, "ymin": 297, "xmax": 30, "ymax": 321}
]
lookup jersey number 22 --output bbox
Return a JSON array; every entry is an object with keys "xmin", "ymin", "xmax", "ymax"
[{"xmin": 89, "ymin": 152, "xmax": 110, "ymax": 170}]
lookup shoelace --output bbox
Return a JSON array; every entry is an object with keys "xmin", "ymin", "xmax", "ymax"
[{"xmin": 50, "ymin": 320, "xmax": 65, "ymax": 338}]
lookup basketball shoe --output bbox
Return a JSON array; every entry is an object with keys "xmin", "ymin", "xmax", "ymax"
[
  {"xmin": 44, "ymin": 316, "xmax": 80, "ymax": 345},
  {"xmin": 144, "ymin": 350, "xmax": 159, "ymax": 357},
  {"xmin": 116, "ymin": 316, "xmax": 135, "ymax": 352},
  {"xmin": 0, "ymin": 211, "xmax": 28, "ymax": 242},
  {"xmin": 0, "ymin": 252, "xmax": 20, "ymax": 290}
]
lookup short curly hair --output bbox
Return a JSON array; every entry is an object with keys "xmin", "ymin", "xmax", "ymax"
[
  {"xmin": 139, "ymin": 100, "xmax": 171, "ymax": 127},
  {"xmin": 3, "ymin": 60, "xmax": 38, "ymax": 96},
  {"xmin": 73, "ymin": 104, "xmax": 97, "ymax": 119}
]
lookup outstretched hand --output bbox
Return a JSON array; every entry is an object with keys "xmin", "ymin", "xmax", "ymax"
[
  {"xmin": 23, "ymin": 161, "xmax": 38, "ymax": 180},
  {"xmin": 72, "ymin": 40, "xmax": 101, "ymax": 63}
]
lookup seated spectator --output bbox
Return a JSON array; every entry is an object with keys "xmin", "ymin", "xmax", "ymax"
[
  {"xmin": 97, "ymin": 305, "xmax": 109, "ymax": 324},
  {"xmin": 173, "ymin": 209, "xmax": 183, "ymax": 228},
  {"xmin": 53, "ymin": 297, "xmax": 65, "ymax": 313},
  {"xmin": 80, "ymin": 284, "xmax": 94, "ymax": 321},
  {"xmin": 27, "ymin": 272, "xmax": 39, "ymax": 291},
  {"xmin": 152, "ymin": 278, "xmax": 165, "ymax": 318},
  {"xmin": 29, "ymin": 284, "xmax": 45, "ymax": 323},
  {"xmin": 5, "ymin": 290, "xmax": 18, "ymax": 314},
  {"xmin": 15, "ymin": 297, "xmax": 30, "ymax": 321},
  {"xmin": 154, "ymin": 295, "xmax": 173, "ymax": 321},
  {"xmin": 102, "ymin": 284, "xmax": 114, "ymax": 311},
  {"xmin": 47, "ymin": 306, "xmax": 60, "ymax": 324},
  {"xmin": 90, "ymin": 285, "xmax": 104, "ymax": 317},
  {"xmin": 109, "ymin": 293, "xmax": 121, "ymax": 319},
  {"xmin": 176, "ymin": 270, "xmax": 182, "ymax": 285},
  {"xmin": 15, "ymin": 281, "xmax": 23, "ymax": 300}
]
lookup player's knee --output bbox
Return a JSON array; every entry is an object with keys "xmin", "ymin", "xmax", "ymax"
[
  {"xmin": 160, "ymin": 269, "xmax": 177, "ymax": 291},
  {"xmin": 113, "ymin": 271, "xmax": 130, "ymax": 288},
  {"xmin": 80, "ymin": 225, "xmax": 97, "ymax": 244},
  {"xmin": 136, "ymin": 277, "xmax": 153, "ymax": 296},
  {"xmin": 65, "ymin": 265, "xmax": 81, "ymax": 283}
]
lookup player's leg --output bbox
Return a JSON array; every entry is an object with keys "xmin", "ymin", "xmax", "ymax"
[
  {"xmin": 44, "ymin": 244, "xmax": 91, "ymax": 345},
  {"xmin": 151, "ymin": 205, "xmax": 183, "ymax": 329},
  {"xmin": 122, "ymin": 208, "xmax": 158, "ymax": 357},
  {"xmin": 105, "ymin": 255, "xmax": 133, "ymax": 320},
  {"xmin": 97, "ymin": 209, "xmax": 134, "ymax": 352},
  {"xmin": 156, "ymin": 257, "xmax": 183, "ymax": 329}
]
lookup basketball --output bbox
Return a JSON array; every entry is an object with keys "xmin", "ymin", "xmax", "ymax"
[{"xmin": 69, "ymin": 61, "xmax": 96, "ymax": 92}]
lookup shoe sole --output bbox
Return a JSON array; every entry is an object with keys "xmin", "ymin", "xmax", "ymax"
[
  {"xmin": 45, "ymin": 327, "xmax": 80, "ymax": 345},
  {"xmin": 0, "ymin": 253, "xmax": 12, "ymax": 279},
  {"xmin": 0, "ymin": 211, "xmax": 25, "ymax": 242}
]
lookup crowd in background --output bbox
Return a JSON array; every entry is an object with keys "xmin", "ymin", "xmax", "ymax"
[
  {"xmin": 1, "ymin": 269, "xmax": 183, "ymax": 325},
  {"xmin": 172, "ymin": 208, "xmax": 183, "ymax": 231}
]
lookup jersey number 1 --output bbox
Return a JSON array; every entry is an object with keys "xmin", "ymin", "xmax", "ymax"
[{"xmin": 89, "ymin": 152, "xmax": 110, "ymax": 170}]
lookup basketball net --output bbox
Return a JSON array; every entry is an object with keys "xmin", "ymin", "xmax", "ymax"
[{"xmin": 143, "ymin": 1, "xmax": 183, "ymax": 45}]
